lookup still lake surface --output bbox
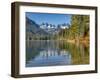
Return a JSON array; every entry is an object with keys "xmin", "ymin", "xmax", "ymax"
[{"xmin": 26, "ymin": 40, "xmax": 89, "ymax": 67}]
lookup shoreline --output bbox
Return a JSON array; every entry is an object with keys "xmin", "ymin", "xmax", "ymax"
[{"xmin": 26, "ymin": 38, "xmax": 89, "ymax": 44}]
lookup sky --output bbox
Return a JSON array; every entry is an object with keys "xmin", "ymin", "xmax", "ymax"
[{"xmin": 26, "ymin": 12, "xmax": 72, "ymax": 26}]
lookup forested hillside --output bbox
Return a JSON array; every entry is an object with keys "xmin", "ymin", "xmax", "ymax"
[{"xmin": 57, "ymin": 15, "xmax": 89, "ymax": 43}]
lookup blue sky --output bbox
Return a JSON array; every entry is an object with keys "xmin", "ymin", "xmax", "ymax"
[{"xmin": 26, "ymin": 12, "xmax": 72, "ymax": 26}]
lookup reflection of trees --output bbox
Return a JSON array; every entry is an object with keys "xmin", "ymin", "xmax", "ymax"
[
  {"xmin": 59, "ymin": 41, "xmax": 89, "ymax": 64},
  {"xmin": 26, "ymin": 40, "xmax": 89, "ymax": 65}
]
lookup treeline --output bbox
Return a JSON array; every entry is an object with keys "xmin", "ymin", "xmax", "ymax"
[
  {"xmin": 58, "ymin": 15, "xmax": 89, "ymax": 41},
  {"xmin": 28, "ymin": 35, "xmax": 57, "ymax": 40}
]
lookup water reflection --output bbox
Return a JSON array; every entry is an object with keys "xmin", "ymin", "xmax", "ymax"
[{"xmin": 26, "ymin": 40, "xmax": 89, "ymax": 67}]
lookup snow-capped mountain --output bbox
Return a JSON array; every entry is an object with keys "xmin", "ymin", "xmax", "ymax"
[
  {"xmin": 26, "ymin": 17, "xmax": 69, "ymax": 40},
  {"xmin": 40, "ymin": 23, "xmax": 68, "ymax": 34},
  {"xmin": 26, "ymin": 17, "xmax": 69, "ymax": 38},
  {"xmin": 40, "ymin": 23, "xmax": 58, "ymax": 34},
  {"xmin": 40, "ymin": 23, "xmax": 57, "ymax": 29}
]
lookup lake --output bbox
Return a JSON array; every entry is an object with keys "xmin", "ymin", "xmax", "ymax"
[{"xmin": 26, "ymin": 40, "xmax": 89, "ymax": 67}]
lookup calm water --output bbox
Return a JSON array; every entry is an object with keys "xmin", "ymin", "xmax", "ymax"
[{"xmin": 26, "ymin": 40, "xmax": 89, "ymax": 67}]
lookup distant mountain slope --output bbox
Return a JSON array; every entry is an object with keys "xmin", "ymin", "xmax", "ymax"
[
  {"xmin": 26, "ymin": 17, "xmax": 49, "ymax": 40},
  {"xmin": 26, "ymin": 17, "xmax": 48, "ymax": 34}
]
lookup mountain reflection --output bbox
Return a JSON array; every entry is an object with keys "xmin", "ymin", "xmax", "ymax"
[{"xmin": 26, "ymin": 40, "xmax": 89, "ymax": 67}]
